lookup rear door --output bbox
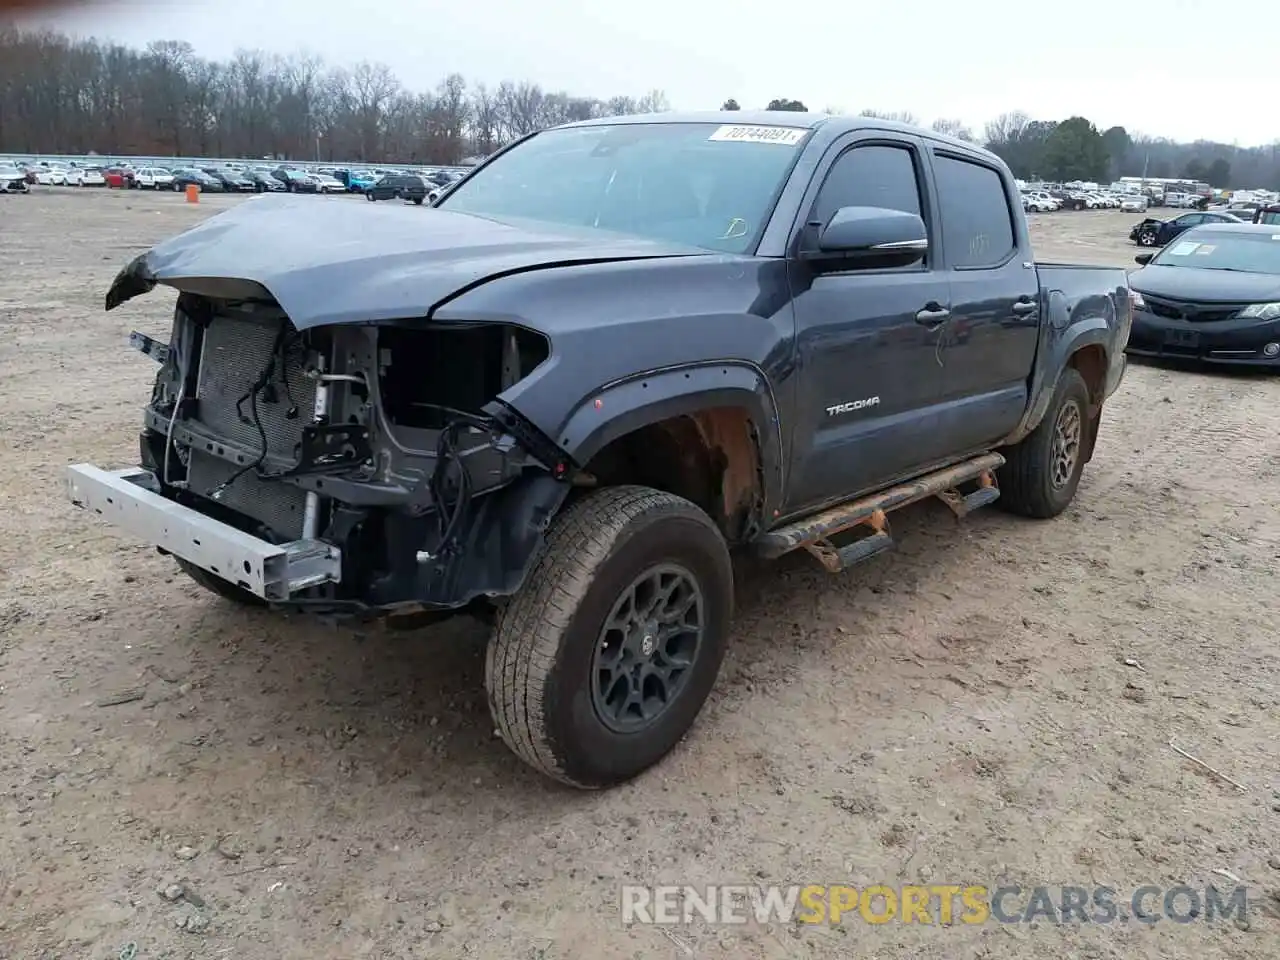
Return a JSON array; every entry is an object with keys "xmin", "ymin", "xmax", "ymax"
[
  {"xmin": 783, "ymin": 133, "xmax": 956, "ymax": 514},
  {"xmin": 926, "ymin": 148, "xmax": 1040, "ymax": 452}
]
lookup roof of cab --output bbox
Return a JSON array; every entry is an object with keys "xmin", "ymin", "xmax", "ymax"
[{"xmin": 557, "ymin": 110, "xmax": 996, "ymax": 159}]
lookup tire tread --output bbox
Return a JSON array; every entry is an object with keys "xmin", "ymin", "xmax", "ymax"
[
  {"xmin": 998, "ymin": 367, "xmax": 1090, "ymax": 519},
  {"xmin": 486, "ymin": 485, "xmax": 716, "ymax": 787}
]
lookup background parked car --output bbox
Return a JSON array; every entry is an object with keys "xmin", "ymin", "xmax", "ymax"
[
  {"xmin": 170, "ymin": 168, "xmax": 223, "ymax": 192},
  {"xmin": 331, "ymin": 168, "xmax": 376, "ymax": 192},
  {"xmin": 246, "ymin": 169, "xmax": 286, "ymax": 192},
  {"xmin": 103, "ymin": 166, "xmax": 136, "ymax": 189},
  {"xmin": 366, "ymin": 173, "xmax": 428, "ymax": 203},
  {"xmin": 309, "ymin": 171, "xmax": 347, "ymax": 194},
  {"xmin": 34, "ymin": 167, "xmax": 67, "ymax": 185},
  {"xmin": 272, "ymin": 167, "xmax": 319, "ymax": 193},
  {"xmin": 1254, "ymin": 204, "xmax": 1280, "ymax": 225},
  {"xmin": 0, "ymin": 164, "xmax": 30, "ymax": 193},
  {"xmin": 1127, "ymin": 223, "xmax": 1280, "ymax": 366},
  {"xmin": 202, "ymin": 167, "xmax": 255, "ymax": 192},
  {"xmin": 1023, "ymin": 191, "xmax": 1059, "ymax": 212},
  {"xmin": 133, "ymin": 167, "xmax": 175, "ymax": 190},
  {"xmin": 1129, "ymin": 210, "xmax": 1244, "ymax": 247},
  {"xmin": 1120, "ymin": 195, "xmax": 1149, "ymax": 213},
  {"xmin": 68, "ymin": 167, "xmax": 106, "ymax": 187}
]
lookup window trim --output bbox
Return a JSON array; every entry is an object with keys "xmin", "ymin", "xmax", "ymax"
[
  {"xmin": 786, "ymin": 133, "xmax": 934, "ymax": 275},
  {"xmin": 929, "ymin": 148, "xmax": 1020, "ymax": 272}
]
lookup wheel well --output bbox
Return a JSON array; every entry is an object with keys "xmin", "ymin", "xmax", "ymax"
[
  {"xmin": 1069, "ymin": 345, "xmax": 1107, "ymax": 413},
  {"xmin": 580, "ymin": 407, "xmax": 762, "ymax": 543}
]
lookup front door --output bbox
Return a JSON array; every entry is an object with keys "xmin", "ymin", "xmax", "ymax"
[
  {"xmin": 784, "ymin": 135, "xmax": 955, "ymax": 515},
  {"xmin": 926, "ymin": 149, "xmax": 1041, "ymax": 452}
]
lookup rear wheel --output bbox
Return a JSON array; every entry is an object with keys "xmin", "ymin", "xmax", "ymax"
[
  {"xmin": 997, "ymin": 367, "xmax": 1092, "ymax": 519},
  {"xmin": 486, "ymin": 486, "xmax": 733, "ymax": 789}
]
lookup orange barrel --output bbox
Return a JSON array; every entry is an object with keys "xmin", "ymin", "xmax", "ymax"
[{"xmin": 185, "ymin": 184, "xmax": 199, "ymax": 203}]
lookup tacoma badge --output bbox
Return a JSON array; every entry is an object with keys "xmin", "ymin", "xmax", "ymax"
[{"xmin": 826, "ymin": 397, "xmax": 881, "ymax": 417}]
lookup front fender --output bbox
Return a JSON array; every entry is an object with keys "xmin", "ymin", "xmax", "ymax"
[{"xmin": 554, "ymin": 361, "xmax": 785, "ymax": 514}]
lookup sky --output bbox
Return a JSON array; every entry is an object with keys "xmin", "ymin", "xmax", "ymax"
[{"xmin": 19, "ymin": 0, "xmax": 1280, "ymax": 147}]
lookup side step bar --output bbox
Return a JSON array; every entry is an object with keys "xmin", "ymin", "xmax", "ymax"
[{"xmin": 755, "ymin": 453, "xmax": 1004, "ymax": 573}]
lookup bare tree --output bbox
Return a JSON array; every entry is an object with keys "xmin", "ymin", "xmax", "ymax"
[
  {"xmin": 349, "ymin": 61, "xmax": 399, "ymax": 160},
  {"xmin": 469, "ymin": 83, "xmax": 500, "ymax": 155},
  {"xmin": 983, "ymin": 111, "xmax": 1031, "ymax": 149},
  {"xmin": 930, "ymin": 117, "xmax": 974, "ymax": 141},
  {"xmin": 859, "ymin": 108, "xmax": 919, "ymax": 126}
]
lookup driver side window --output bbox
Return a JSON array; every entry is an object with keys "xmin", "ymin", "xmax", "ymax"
[
  {"xmin": 809, "ymin": 143, "xmax": 926, "ymax": 267},
  {"xmin": 812, "ymin": 144, "xmax": 924, "ymax": 224}
]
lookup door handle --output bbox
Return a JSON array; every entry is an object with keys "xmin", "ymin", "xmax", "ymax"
[
  {"xmin": 915, "ymin": 306, "xmax": 951, "ymax": 325},
  {"xmin": 1011, "ymin": 299, "xmax": 1038, "ymax": 314}
]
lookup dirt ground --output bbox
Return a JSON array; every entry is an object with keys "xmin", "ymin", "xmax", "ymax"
[{"xmin": 1, "ymin": 189, "xmax": 1278, "ymax": 960}]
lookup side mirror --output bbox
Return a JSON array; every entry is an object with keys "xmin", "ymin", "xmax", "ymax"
[
  {"xmin": 807, "ymin": 206, "xmax": 928, "ymax": 268},
  {"xmin": 1134, "ymin": 253, "xmax": 1154, "ymax": 266}
]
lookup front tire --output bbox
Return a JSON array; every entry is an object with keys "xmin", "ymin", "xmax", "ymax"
[
  {"xmin": 486, "ymin": 486, "xmax": 733, "ymax": 789},
  {"xmin": 997, "ymin": 367, "xmax": 1092, "ymax": 519},
  {"xmin": 1137, "ymin": 228, "xmax": 1158, "ymax": 246},
  {"xmin": 175, "ymin": 558, "xmax": 266, "ymax": 608}
]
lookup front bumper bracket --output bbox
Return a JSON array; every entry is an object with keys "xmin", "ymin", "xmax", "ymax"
[{"xmin": 66, "ymin": 463, "xmax": 342, "ymax": 600}]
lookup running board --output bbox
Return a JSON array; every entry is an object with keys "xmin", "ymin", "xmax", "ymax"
[{"xmin": 755, "ymin": 453, "xmax": 1004, "ymax": 573}]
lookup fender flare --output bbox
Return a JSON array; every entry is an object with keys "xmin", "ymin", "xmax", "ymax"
[
  {"xmin": 555, "ymin": 361, "xmax": 786, "ymax": 516},
  {"xmin": 1007, "ymin": 315, "xmax": 1112, "ymax": 444}
]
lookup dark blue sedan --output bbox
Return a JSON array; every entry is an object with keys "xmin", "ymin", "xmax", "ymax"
[
  {"xmin": 1127, "ymin": 223, "xmax": 1280, "ymax": 367},
  {"xmin": 1129, "ymin": 210, "xmax": 1243, "ymax": 247}
]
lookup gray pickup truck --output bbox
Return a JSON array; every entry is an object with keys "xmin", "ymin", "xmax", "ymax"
[{"xmin": 70, "ymin": 111, "xmax": 1131, "ymax": 788}]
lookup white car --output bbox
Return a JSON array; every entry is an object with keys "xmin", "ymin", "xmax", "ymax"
[
  {"xmin": 134, "ymin": 167, "xmax": 176, "ymax": 190},
  {"xmin": 35, "ymin": 167, "xmax": 67, "ymax": 185},
  {"xmin": 309, "ymin": 172, "xmax": 346, "ymax": 194},
  {"xmin": 1119, "ymin": 195, "xmax": 1148, "ymax": 213},
  {"xmin": 0, "ymin": 165, "xmax": 30, "ymax": 193},
  {"xmin": 69, "ymin": 167, "xmax": 106, "ymax": 187},
  {"xmin": 1024, "ymin": 192, "xmax": 1059, "ymax": 212}
]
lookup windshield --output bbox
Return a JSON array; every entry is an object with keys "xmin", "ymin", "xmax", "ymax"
[
  {"xmin": 437, "ymin": 121, "xmax": 809, "ymax": 253},
  {"xmin": 1152, "ymin": 231, "xmax": 1280, "ymax": 275}
]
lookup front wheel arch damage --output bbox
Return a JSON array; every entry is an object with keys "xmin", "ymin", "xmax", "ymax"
[{"xmin": 575, "ymin": 407, "xmax": 765, "ymax": 545}]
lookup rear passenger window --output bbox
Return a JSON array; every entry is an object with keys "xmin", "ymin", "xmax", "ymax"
[
  {"xmin": 933, "ymin": 155, "xmax": 1016, "ymax": 269},
  {"xmin": 811, "ymin": 144, "xmax": 923, "ymax": 230}
]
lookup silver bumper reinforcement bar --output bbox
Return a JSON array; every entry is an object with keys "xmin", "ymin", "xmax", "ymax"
[{"xmin": 65, "ymin": 464, "xmax": 342, "ymax": 601}]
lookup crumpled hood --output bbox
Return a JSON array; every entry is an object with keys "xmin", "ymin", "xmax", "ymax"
[{"xmin": 104, "ymin": 194, "xmax": 708, "ymax": 328}]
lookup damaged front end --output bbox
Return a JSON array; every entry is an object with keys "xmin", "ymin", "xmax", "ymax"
[{"xmin": 73, "ymin": 277, "xmax": 573, "ymax": 618}]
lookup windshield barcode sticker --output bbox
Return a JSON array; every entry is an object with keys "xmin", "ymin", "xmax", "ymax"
[
  {"xmin": 1168, "ymin": 241, "xmax": 1200, "ymax": 256},
  {"xmin": 708, "ymin": 125, "xmax": 807, "ymax": 145}
]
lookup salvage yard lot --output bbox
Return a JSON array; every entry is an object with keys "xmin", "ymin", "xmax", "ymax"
[{"xmin": 1, "ymin": 190, "xmax": 1278, "ymax": 959}]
